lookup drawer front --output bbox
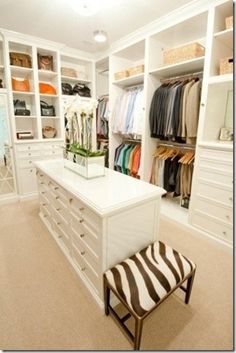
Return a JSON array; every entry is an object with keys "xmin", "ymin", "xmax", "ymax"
[
  {"xmin": 42, "ymin": 150, "xmax": 63, "ymax": 157},
  {"xmin": 18, "ymin": 168, "xmax": 38, "ymax": 194},
  {"xmin": 16, "ymin": 144, "xmax": 42, "ymax": 152},
  {"xmin": 72, "ymin": 244, "xmax": 100, "ymax": 292},
  {"xmin": 192, "ymin": 212, "xmax": 232, "ymax": 243},
  {"xmin": 72, "ymin": 229, "xmax": 100, "ymax": 272},
  {"xmin": 69, "ymin": 196, "xmax": 101, "ymax": 236},
  {"xmin": 53, "ymin": 203, "xmax": 69, "ymax": 225},
  {"xmin": 43, "ymin": 143, "xmax": 63, "ymax": 151},
  {"xmin": 71, "ymin": 214, "xmax": 99, "ymax": 255},
  {"xmin": 199, "ymin": 158, "xmax": 232, "ymax": 173},
  {"xmin": 48, "ymin": 180, "xmax": 68, "ymax": 202},
  {"xmin": 199, "ymin": 148, "xmax": 233, "ymax": 163},
  {"xmin": 198, "ymin": 167, "xmax": 233, "ymax": 187},
  {"xmin": 197, "ymin": 181, "xmax": 233, "ymax": 207},
  {"xmin": 52, "ymin": 218, "xmax": 71, "ymax": 253},
  {"xmin": 19, "ymin": 158, "xmax": 38, "ymax": 169},
  {"xmin": 194, "ymin": 197, "xmax": 233, "ymax": 225},
  {"xmin": 18, "ymin": 151, "xmax": 41, "ymax": 159}
]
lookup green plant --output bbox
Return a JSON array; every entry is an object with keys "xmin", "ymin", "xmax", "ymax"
[{"xmin": 67, "ymin": 143, "xmax": 105, "ymax": 157}]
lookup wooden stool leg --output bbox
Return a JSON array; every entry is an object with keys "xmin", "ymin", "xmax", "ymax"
[
  {"xmin": 134, "ymin": 317, "xmax": 143, "ymax": 350},
  {"xmin": 104, "ymin": 278, "xmax": 110, "ymax": 315},
  {"xmin": 185, "ymin": 270, "xmax": 196, "ymax": 304}
]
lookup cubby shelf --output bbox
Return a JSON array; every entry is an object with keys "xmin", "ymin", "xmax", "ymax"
[
  {"xmin": 112, "ymin": 73, "xmax": 144, "ymax": 88},
  {"xmin": 10, "ymin": 65, "xmax": 33, "ymax": 75},
  {"xmin": 214, "ymin": 28, "xmax": 233, "ymax": 48},
  {"xmin": 14, "ymin": 115, "xmax": 37, "ymax": 119},
  {"xmin": 61, "ymin": 75, "xmax": 91, "ymax": 84},
  {"xmin": 149, "ymin": 57, "xmax": 205, "ymax": 78},
  {"xmin": 39, "ymin": 93, "xmax": 58, "ymax": 98},
  {"xmin": 41, "ymin": 116, "xmax": 60, "ymax": 119},
  {"xmin": 208, "ymin": 73, "xmax": 233, "ymax": 85},
  {"xmin": 12, "ymin": 91, "xmax": 35, "ymax": 95},
  {"xmin": 0, "ymin": 88, "xmax": 7, "ymax": 93},
  {"xmin": 38, "ymin": 69, "xmax": 58, "ymax": 80}
]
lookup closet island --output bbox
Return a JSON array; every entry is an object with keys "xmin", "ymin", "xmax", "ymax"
[{"xmin": 35, "ymin": 159, "xmax": 165, "ymax": 307}]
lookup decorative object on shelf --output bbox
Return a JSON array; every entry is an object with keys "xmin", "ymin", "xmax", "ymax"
[
  {"xmin": 127, "ymin": 64, "xmax": 144, "ymax": 77},
  {"xmin": 42, "ymin": 126, "xmax": 57, "ymax": 138},
  {"xmin": 163, "ymin": 42, "xmax": 205, "ymax": 65},
  {"xmin": 219, "ymin": 127, "xmax": 233, "ymax": 141},
  {"xmin": 114, "ymin": 70, "xmax": 129, "ymax": 81},
  {"xmin": 12, "ymin": 78, "xmax": 30, "ymax": 92},
  {"xmin": 225, "ymin": 16, "xmax": 233, "ymax": 29},
  {"xmin": 14, "ymin": 99, "xmax": 30, "ymax": 116},
  {"xmin": 65, "ymin": 143, "xmax": 105, "ymax": 179},
  {"xmin": 72, "ymin": 83, "xmax": 91, "ymax": 97},
  {"xmin": 39, "ymin": 82, "xmax": 56, "ymax": 95},
  {"xmin": 64, "ymin": 96, "xmax": 98, "ymax": 147},
  {"xmin": 9, "ymin": 52, "xmax": 32, "ymax": 68},
  {"xmin": 37, "ymin": 54, "xmax": 53, "ymax": 71},
  {"xmin": 62, "ymin": 82, "xmax": 73, "ymax": 95},
  {"xmin": 40, "ymin": 100, "xmax": 55, "ymax": 116},
  {"xmin": 0, "ymin": 79, "xmax": 3, "ymax": 88},
  {"xmin": 219, "ymin": 57, "xmax": 233, "ymax": 75},
  {"xmin": 16, "ymin": 131, "xmax": 33, "ymax": 139},
  {"xmin": 61, "ymin": 67, "xmax": 77, "ymax": 77}
]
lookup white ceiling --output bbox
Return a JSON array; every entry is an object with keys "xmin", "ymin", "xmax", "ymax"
[{"xmin": 0, "ymin": 0, "xmax": 194, "ymax": 54}]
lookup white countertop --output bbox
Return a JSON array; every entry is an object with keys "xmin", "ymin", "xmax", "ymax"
[{"xmin": 35, "ymin": 159, "xmax": 165, "ymax": 216}]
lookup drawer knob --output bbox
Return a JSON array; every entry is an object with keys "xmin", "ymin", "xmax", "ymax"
[
  {"xmin": 55, "ymin": 196, "xmax": 60, "ymax": 200},
  {"xmin": 28, "ymin": 153, "xmax": 31, "ymax": 156},
  {"xmin": 80, "ymin": 233, "xmax": 85, "ymax": 238},
  {"xmin": 81, "ymin": 267, "xmax": 86, "ymax": 272},
  {"xmin": 41, "ymin": 191, "xmax": 46, "ymax": 194},
  {"xmin": 36, "ymin": 171, "xmax": 39, "ymax": 175},
  {"xmin": 30, "ymin": 169, "xmax": 33, "ymax": 173},
  {"xmin": 54, "ymin": 186, "xmax": 59, "ymax": 190},
  {"xmin": 42, "ymin": 203, "xmax": 46, "ymax": 206},
  {"xmin": 58, "ymin": 235, "xmax": 62, "ymax": 239},
  {"xmin": 79, "ymin": 219, "xmax": 84, "ymax": 223},
  {"xmin": 40, "ymin": 174, "xmax": 44, "ymax": 177},
  {"xmin": 57, "ymin": 222, "xmax": 61, "ymax": 226},
  {"xmin": 229, "ymin": 197, "xmax": 233, "ymax": 201},
  {"xmin": 56, "ymin": 208, "xmax": 60, "ymax": 211},
  {"xmin": 48, "ymin": 181, "xmax": 52, "ymax": 185},
  {"xmin": 81, "ymin": 251, "xmax": 85, "ymax": 256},
  {"xmin": 28, "ymin": 146, "xmax": 31, "ymax": 150},
  {"xmin": 40, "ymin": 182, "xmax": 44, "ymax": 185},
  {"xmin": 226, "ymin": 215, "xmax": 230, "ymax": 219},
  {"xmin": 29, "ymin": 161, "xmax": 32, "ymax": 164},
  {"xmin": 223, "ymin": 231, "xmax": 227, "ymax": 235},
  {"xmin": 79, "ymin": 207, "xmax": 84, "ymax": 211},
  {"xmin": 43, "ymin": 214, "xmax": 47, "ymax": 218}
]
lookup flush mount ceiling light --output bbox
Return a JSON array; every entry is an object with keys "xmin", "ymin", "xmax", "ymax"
[
  {"xmin": 70, "ymin": 0, "xmax": 99, "ymax": 16},
  {"xmin": 93, "ymin": 30, "xmax": 108, "ymax": 43}
]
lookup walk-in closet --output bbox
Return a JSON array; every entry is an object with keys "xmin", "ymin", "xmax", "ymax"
[{"xmin": 0, "ymin": 0, "xmax": 233, "ymax": 350}]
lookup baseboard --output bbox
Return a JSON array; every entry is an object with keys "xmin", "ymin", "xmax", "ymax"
[
  {"xmin": 161, "ymin": 213, "xmax": 233, "ymax": 249},
  {"xmin": 0, "ymin": 194, "xmax": 18, "ymax": 205},
  {"xmin": 18, "ymin": 192, "xmax": 39, "ymax": 202}
]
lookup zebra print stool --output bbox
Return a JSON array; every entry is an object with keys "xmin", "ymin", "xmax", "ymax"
[{"xmin": 104, "ymin": 241, "xmax": 196, "ymax": 350}]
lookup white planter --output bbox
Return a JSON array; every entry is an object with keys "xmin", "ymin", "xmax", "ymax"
[{"xmin": 64, "ymin": 151, "xmax": 105, "ymax": 179}]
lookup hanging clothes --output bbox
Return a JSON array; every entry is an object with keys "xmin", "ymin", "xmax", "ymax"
[
  {"xmin": 149, "ymin": 78, "xmax": 202, "ymax": 143},
  {"xmin": 112, "ymin": 87, "xmax": 144, "ymax": 138},
  {"xmin": 114, "ymin": 143, "xmax": 141, "ymax": 178},
  {"xmin": 97, "ymin": 95, "xmax": 109, "ymax": 139}
]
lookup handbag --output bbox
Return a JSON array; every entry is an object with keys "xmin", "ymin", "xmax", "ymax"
[
  {"xmin": 62, "ymin": 82, "xmax": 73, "ymax": 95},
  {"xmin": 39, "ymin": 82, "xmax": 56, "ymax": 95},
  {"xmin": 14, "ymin": 99, "xmax": 30, "ymax": 116},
  {"xmin": 10, "ymin": 52, "xmax": 32, "ymax": 68},
  {"xmin": 12, "ymin": 78, "xmax": 30, "ymax": 92},
  {"xmin": 72, "ymin": 83, "xmax": 91, "ymax": 97},
  {"xmin": 0, "ymin": 79, "xmax": 3, "ymax": 88},
  {"xmin": 61, "ymin": 67, "xmax": 77, "ymax": 77},
  {"xmin": 40, "ymin": 101, "xmax": 55, "ymax": 116},
  {"xmin": 42, "ymin": 126, "xmax": 57, "ymax": 138},
  {"xmin": 38, "ymin": 54, "xmax": 53, "ymax": 71}
]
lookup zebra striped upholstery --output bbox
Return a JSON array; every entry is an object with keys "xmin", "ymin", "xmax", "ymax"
[{"xmin": 105, "ymin": 241, "xmax": 196, "ymax": 317}]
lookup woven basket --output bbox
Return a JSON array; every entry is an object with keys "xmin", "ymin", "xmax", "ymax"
[
  {"xmin": 42, "ymin": 126, "xmax": 57, "ymax": 138},
  {"xmin": 219, "ymin": 57, "xmax": 233, "ymax": 75},
  {"xmin": 225, "ymin": 16, "xmax": 233, "ymax": 30},
  {"xmin": 127, "ymin": 64, "xmax": 144, "ymax": 76},
  {"xmin": 163, "ymin": 42, "xmax": 205, "ymax": 65},
  {"xmin": 114, "ymin": 70, "xmax": 129, "ymax": 81},
  {"xmin": 61, "ymin": 67, "xmax": 77, "ymax": 78}
]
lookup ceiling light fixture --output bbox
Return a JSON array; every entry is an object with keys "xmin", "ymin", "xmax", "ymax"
[{"xmin": 93, "ymin": 30, "xmax": 107, "ymax": 43}]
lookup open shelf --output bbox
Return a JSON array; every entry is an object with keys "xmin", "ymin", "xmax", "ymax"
[
  {"xmin": 61, "ymin": 75, "xmax": 91, "ymax": 84},
  {"xmin": 0, "ymin": 88, "xmax": 7, "ymax": 93},
  {"xmin": 40, "ymin": 93, "xmax": 58, "ymax": 98},
  {"xmin": 38, "ymin": 69, "xmax": 58, "ymax": 80},
  {"xmin": 14, "ymin": 115, "xmax": 37, "ymax": 119},
  {"xmin": 208, "ymin": 73, "xmax": 233, "ymax": 85},
  {"xmin": 149, "ymin": 57, "xmax": 205, "ymax": 78},
  {"xmin": 214, "ymin": 28, "xmax": 233, "ymax": 49},
  {"xmin": 12, "ymin": 91, "xmax": 35, "ymax": 95},
  {"xmin": 41, "ymin": 116, "xmax": 60, "ymax": 119},
  {"xmin": 112, "ymin": 73, "xmax": 144, "ymax": 88},
  {"xmin": 10, "ymin": 65, "xmax": 33, "ymax": 75}
]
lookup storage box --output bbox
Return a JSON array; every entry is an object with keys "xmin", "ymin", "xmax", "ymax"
[
  {"xmin": 114, "ymin": 70, "xmax": 129, "ymax": 81},
  {"xmin": 64, "ymin": 152, "xmax": 105, "ymax": 179},
  {"xmin": 219, "ymin": 57, "xmax": 233, "ymax": 75},
  {"xmin": 61, "ymin": 67, "xmax": 77, "ymax": 77},
  {"xmin": 163, "ymin": 42, "xmax": 205, "ymax": 65},
  {"xmin": 127, "ymin": 64, "xmax": 144, "ymax": 76},
  {"xmin": 225, "ymin": 16, "xmax": 233, "ymax": 30}
]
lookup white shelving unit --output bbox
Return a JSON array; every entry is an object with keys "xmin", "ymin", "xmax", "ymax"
[{"xmin": 112, "ymin": 73, "xmax": 144, "ymax": 87}]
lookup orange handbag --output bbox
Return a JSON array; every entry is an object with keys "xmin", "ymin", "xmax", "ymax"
[
  {"xmin": 39, "ymin": 83, "xmax": 56, "ymax": 95},
  {"xmin": 12, "ymin": 78, "xmax": 30, "ymax": 92}
]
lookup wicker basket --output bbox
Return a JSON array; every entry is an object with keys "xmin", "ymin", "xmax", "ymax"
[
  {"xmin": 219, "ymin": 57, "xmax": 233, "ymax": 75},
  {"xmin": 42, "ymin": 126, "xmax": 57, "ymax": 138},
  {"xmin": 114, "ymin": 70, "xmax": 129, "ymax": 81},
  {"xmin": 163, "ymin": 42, "xmax": 205, "ymax": 65},
  {"xmin": 225, "ymin": 16, "xmax": 233, "ymax": 30},
  {"xmin": 127, "ymin": 64, "xmax": 144, "ymax": 76},
  {"xmin": 61, "ymin": 67, "xmax": 77, "ymax": 78}
]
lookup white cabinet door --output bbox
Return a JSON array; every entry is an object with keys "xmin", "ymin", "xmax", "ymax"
[{"xmin": 18, "ymin": 168, "xmax": 38, "ymax": 194}]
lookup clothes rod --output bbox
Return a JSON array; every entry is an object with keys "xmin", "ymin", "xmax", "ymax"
[
  {"xmin": 158, "ymin": 142, "xmax": 196, "ymax": 150},
  {"xmin": 125, "ymin": 83, "xmax": 144, "ymax": 90},
  {"xmin": 123, "ymin": 138, "xmax": 142, "ymax": 144},
  {"xmin": 160, "ymin": 71, "xmax": 203, "ymax": 83}
]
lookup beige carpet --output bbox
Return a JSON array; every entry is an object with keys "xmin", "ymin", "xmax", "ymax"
[{"xmin": 0, "ymin": 200, "xmax": 233, "ymax": 350}]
